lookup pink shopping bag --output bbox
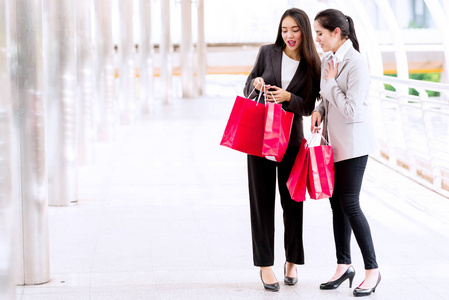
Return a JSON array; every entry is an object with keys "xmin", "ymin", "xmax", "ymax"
[
  {"xmin": 287, "ymin": 139, "xmax": 309, "ymax": 202},
  {"xmin": 262, "ymin": 102, "xmax": 294, "ymax": 162},
  {"xmin": 307, "ymin": 143, "xmax": 335, "ymax": 200},
  {"xmin": 220, "ymin": 95, "xmax": 266, "ymax": 157}
]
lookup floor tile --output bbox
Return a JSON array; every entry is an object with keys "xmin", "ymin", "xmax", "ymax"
[{"xmin": 17, "ymin": 96, "xmax": 449, "ymax": 299}]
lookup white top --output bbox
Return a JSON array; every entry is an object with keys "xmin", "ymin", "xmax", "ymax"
[{"xmin": 281, "ymin": 51, "xmax": 300, "ymax": 90}]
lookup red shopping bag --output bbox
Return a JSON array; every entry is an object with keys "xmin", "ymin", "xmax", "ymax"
[
  {"xmin": 262, "ymin": 102, "xmax": 294, "ymax": 162},
  {"xmin": 220, "ymin": 95, "xmax": 265, "ymax": 157},
  {"xmin": 286, "ymin": 139, "xmax": 309, "ymax": 202},
  {"xmin": 307, "ymin": 144, "xmax": 335, "ymax": 200}
]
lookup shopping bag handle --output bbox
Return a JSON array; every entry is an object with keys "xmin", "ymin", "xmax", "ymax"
[
  {"xmin": 248, "ymin": 81, "xmax": 263, "ymax": 99},
  {"xmin": 306, "ymin": 132, "xmax": 330, "ymax": 148},
  {"xmin": 269, "ymin": 91, "xmax": 278, "ymax": 104},
  {"xmin": 268, "ymin": 90, "xmax": 290, "ymax": 114},
  {"xmin": 247, "ymin": 82, "xmax": 267, "ymax": 106}
]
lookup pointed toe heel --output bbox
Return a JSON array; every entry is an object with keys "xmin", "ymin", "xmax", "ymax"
[
  {"xmin": 319, "ymin": 265, "xmax": 356, "ymax": 290},
  {"xmin": 260, "ymin": 271, "xmax": 280, "ymax": 292},
  {"xmin": 353, "ymin": 272, "xmax": 381, "ymax": 297},
  {"xmin": 284, "ymin": 262, "xmax": 298, "ymax": 286}
]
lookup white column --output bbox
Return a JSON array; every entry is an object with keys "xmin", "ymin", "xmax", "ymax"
[
  {"xmin": 138, "ymin": 0, "xmax": 154, "ymax": 114},
  {"xmin": 76, "ymin": 0, "xmax": 96, "ymax": 166},
  {"xmin": 95, "ymin": 0, "xmax": 116, "ymax": 142},
  {"xmin": 0, "ymin": 0, "xmax": 17, "ymax": 296},
  {"xmin": 44, "ymin": 0, "xmax": 78, "ymax": 206},
  {"xmin": 118, "ymin": 0, "xmax": 135, "ymax": 125},
  {"xmin": 14, "ymin": 0, "xmax": 50, "ymax": 285},
  {"xmin": 181, "ymin": 0, "xmax": 195, "ymax": 98},
  {"xmin": 196, "ymin": 0, "xmax": 206, "ymax": 96},
  {"xmin": 161, "ymin": 0, "xmax": 173, "ymax": 104}
]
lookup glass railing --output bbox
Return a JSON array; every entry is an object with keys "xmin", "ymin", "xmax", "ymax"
[{"xmin": 369, "ymin": 75, "xmax": 449, "ymax": 197}]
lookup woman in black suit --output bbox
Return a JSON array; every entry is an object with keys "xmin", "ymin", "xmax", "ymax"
[{"xmin": 243, "ymin": 8, "xmax": 321, "ymax": 291}]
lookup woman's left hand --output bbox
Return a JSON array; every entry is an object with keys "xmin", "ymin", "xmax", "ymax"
[
  {"xmin": 324, "ymin": 61, "xmax": 338, "ymax": 81},
  {"xmin": 264, "ymin": 85, "xmax": 291, "ymax": 103}
]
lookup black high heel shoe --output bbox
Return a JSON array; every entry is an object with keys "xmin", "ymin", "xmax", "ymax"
[
  {"xmin": 260, "ymin": 270, "xmax": 280, "ymax": 292},
  {"xmin": 320, "ymin": 265, "xmax": 356, "ymax": 290},
  {"xmin": 284, "ymin": 262, "xmax": 298, "ymax": 285},
  {"xmin": 353, "ymin": 272, "xmax": 381, "ymax": 297}
]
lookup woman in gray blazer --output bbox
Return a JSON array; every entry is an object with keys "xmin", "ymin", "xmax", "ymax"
[
  {"xmin": 243, "ymin": 8, "xmax": 320, "ymax": 291},
  {"xmin": 311, "ymin": 9, "xmax": 380, "ymax": 297}
]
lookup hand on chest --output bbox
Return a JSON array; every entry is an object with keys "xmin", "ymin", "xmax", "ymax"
[{"xmin": 321, "ymin": 59, "xmax": 348, "ymax": 92}]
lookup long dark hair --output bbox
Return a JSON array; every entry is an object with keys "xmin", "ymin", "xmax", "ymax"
[
  {"xmin": 275, "ymin": 8, "xmax": 321, "ymax": 103},
  {"xmin": 314, "ymin": 9, "xmax": 360, "ymax": 52}
]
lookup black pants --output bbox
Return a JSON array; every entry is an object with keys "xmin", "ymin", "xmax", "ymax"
[
  {"xmin": 247, "ymin": 146, "xmax": 304, "ymax": 267},
  {"xmin": 330, "ymin": 155, "xmax": 378, "ymax": 270}
]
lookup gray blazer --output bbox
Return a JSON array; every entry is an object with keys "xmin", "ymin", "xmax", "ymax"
[
  {"xmin": 315, "ymin": 46, "xmax": 376, "ymax": 162},
  {"xmin": 243, "ymin": 44, "xmax": 320, "ymax": 147}
]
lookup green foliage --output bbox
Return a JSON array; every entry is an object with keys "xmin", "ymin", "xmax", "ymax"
[
  {"xmin": 383, "ymin": 73, "xmax": 396, "ymax": 93},
  {"xmin": 408, "ymin": 20, "xmax": 423, "ymax": 29},
  {"xmin": 383, "ymin": 73, "xmax": 440, "ymax": 97},
  {"xmin": 409, "ymin": 73, "xmax": 440, "ymax": 83}
]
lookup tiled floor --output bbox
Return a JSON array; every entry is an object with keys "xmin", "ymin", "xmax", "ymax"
[{"xmin": 16, "ymin": 96, "xmax": 449, "ymax": 299}]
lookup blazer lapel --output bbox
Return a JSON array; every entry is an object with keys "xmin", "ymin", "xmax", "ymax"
[
  {"xmin": 286, "ymin": 59, "xmax": 306, "ymax": 91},
  {"xmin": 336, "ymin": 59, "xmax": 348, "ymax": 78},
  {"xmin": 336, "ymin": 47, "xmax": 355, "ymax": 78},
  {"xmin": 271, "ymin": 46, "xmax": 282, "ymax": 88}
]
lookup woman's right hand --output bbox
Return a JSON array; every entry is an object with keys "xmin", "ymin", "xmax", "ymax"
[
  {"xmin": 310, "ymin": 111, "xmax": 322, "ymax": 133},
  {"xmin": 253, "ymin": 77, "xmax": 266, "ymax": 91}
]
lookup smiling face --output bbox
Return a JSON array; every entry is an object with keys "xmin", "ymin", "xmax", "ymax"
[
  {"xmin": 314, "ymin": 20, "xmax": 339, "ymax": 53},
  {"xmin": 281, "ymin": 16, "xmax": 302, "ymax": 58}
]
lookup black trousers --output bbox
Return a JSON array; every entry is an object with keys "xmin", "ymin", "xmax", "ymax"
[
  {"xmin": 247, "ymin": 146, "xmax": 304, "ymax": 267},
  {"xmin": 330, "ymin": 155, "xmax": 378, "ymax": 270}
]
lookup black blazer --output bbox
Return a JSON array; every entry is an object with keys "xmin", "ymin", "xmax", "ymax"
[{"xmin": 243, "ymin": 44, "xmax": 320, "ymax": 147}]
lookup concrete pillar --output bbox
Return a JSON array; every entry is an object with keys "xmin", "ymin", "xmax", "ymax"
[
  {"xmin": 44, "ymin": 0, "xmax": 78, "ymax": 206},
  {"xmin": 196, "ymin": 0, "xmax": 206, "ymax": 96},
  {"xmin": 181, "ymin": 0, "xmax": 195, "ymax": 98},
  {"xmin": 95, "ymin": 0, "xmax": 116, "ymax": 142},
  {"xmin": 0, "ymin": 0, "xmax": 17, "ymax": 296},
  {"xmin": 76, "ymin": 0, "xmax": 96, "ymax": 166},
  {"xmin": 161, "ymin": 0, "xmax": 173, "ymax": 104},
  {"xmin": 14, "ymin": 0, "xmax": 50, "ymax": 285},
  {"xmin": 118, "ymin": 0, "xmax": 135, "ymax": 125},
  {"xmin": 138, "ymin": 0, "xmax": 154, "ymax": 114}
]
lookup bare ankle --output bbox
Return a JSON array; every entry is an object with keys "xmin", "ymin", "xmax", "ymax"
[{"xmin": 260, "ymin": 267, "xmax": 277, "ymax": 284}]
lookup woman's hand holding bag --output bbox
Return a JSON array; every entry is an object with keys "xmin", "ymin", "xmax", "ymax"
[
  {"xmin": 262, "ymin": 92, "xmax": 294, "ymax": 162},
  {"xmin": 220, "ymin": 83, "xmax": 266, "ymax": 157},
  {"xmin": 306, "ymin": 133, "xmax": 335, "ymax": 200},
  {"xmin": 287, "ymin": 133, "xmax": 335, "ymax": 201},
  {"xmin": 220, "ymin": 85, "xmax": 294, "ymax": 162}
]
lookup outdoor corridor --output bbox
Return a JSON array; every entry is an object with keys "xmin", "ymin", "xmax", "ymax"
[{"xmin": 16, "ymin": 96, "xmax": 449, "ymax": 300}]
